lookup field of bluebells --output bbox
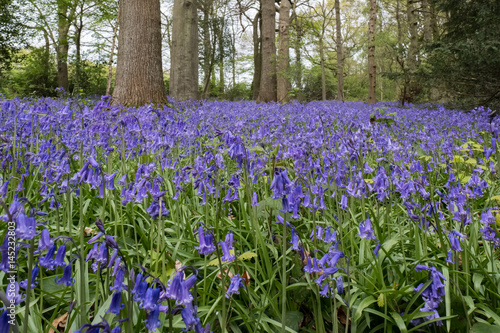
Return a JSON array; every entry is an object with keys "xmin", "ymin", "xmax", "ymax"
[{"xmin": 1, "ymin": 96, "xmax": 500, "ymax": 333}]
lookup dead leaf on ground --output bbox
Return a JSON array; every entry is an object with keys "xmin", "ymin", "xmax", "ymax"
[
  {"xmin": 242, "ymin": 270, "xmax": 251, "ymax": 286},
  {"xmin": 48, "ymin": 312, "xmax": 69, "ymax": 333}
]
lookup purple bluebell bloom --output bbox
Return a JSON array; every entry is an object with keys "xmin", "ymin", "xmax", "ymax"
[
  {"xmin": 39, "ymin": 245, "xmax": 56, "ymax": 270},
  {"xmin": 20, "ymin": 265, "xmax": 39, "ymax": 289},
  {"xmin": 226, "ymin": 274, "xmax": 246, "ymax": 298},
  {"xmin": 38, "ymin": 229, "xmax": 53, "ymax": 251},
  {"xmin": 145, "ymin": 306, "xmax": 162, "ymax": 332},
  {"xmin": 0, "ymin": 310, "xmax": 10, "ymax": 333},
  {"xmin": 139, "ymin": 287, "xmax": 160, "ymax": 311},
  {"xmin": 107, "ymin": 292, "xmax": 124, "ymax": 314},
  {"xmin": 55, "ymin": 264, "xmax": 75, "ymax": 286},
  {"xmin": 195, "ymin": 226, "xmax": 216, "ymax": 255},
  {"xmin": 15, "ymin": 213, "xmax": 36, "ymax": 239},
  {"xmin": 54, "ymin": 244, "xmax": 67, "ymax": 267},
  {"xmin": 6, "ymin": 281, "xmax": 25, "ymax": 305},
  {"xmin": 358, "ymin": 218, "xmax": 376, "ymax": 240},
  {"xmin": 110, "ymin": 268, "xmax": 127, "ymax": 293}
]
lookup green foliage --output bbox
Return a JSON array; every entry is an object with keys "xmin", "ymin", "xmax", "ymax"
[{"xmin": 428, "ymin": 0, "xmax": 500, "ymax": 108}]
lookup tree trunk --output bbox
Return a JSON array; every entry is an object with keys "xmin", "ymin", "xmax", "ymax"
[
  {"xmin": 407, "ymin": 0, "xmax": 418, "ymax": 74},
  {"xmin": 319, "ymin": 36, "xmax": 326, "ymax": 101},
  {"xmin": 56, "ymin": 0, "xmax": 72, "ymax": 92},
  {"xmin": 422, "ymin": 0, "xmax": 432, "ymax": 43},
  {"xmin": 218, "ymin": 17, "xmax": 225, "ymax": 96},
  {"xmin": 113, "ymin": 0, "xmax": 167, "ymax": 105},
  {"xmin": 292, "ymin": 4, "xmax": 302, "ymax": 90},
  {"xmin": 368, "ymin": 0, "xmax": 377, "ymax": 103},
  {"xmin": 106, "ymin": 10, "xmax": 119, "ymax": 96},
  {"xmin": 170, "ymin": 0, "xmax": 199, "ymax": 101},
  {"xmin": 252, "ymin": 12, "xmax": 262, "ymax": 100},
  {"xmin": 73, "ymin": 3, "xmax": 84, "ymax": 93},
  {"xmin": 201, "ymin": 3, "xmax": 212, "ymax": 99},
  {"xmin": 334, "ymin": 0, "xmax": 344, "ymax": 101},
  {"xmin": 277, "ymin": 0, "xmax": 290, "ymax": 102},
  {"xmin": 257, "ymin": 0, "xmax": 277, "ymax": 102}
]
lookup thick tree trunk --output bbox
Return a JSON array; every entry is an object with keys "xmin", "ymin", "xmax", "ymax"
[
  {"xmin": 113, "ymin": 0, "xmax": 166, "ymax": 105},
  {"xmin": 170, "ymin": 0, "xmax": 199, "ymax": 101},
  {"xmin": 277, "ymin": 0, "xmax": 290, "ymax": 102},
  {"xmin": 252, "ymin": 12, "xmax": 262, "ymax": 100},
  {"xmin": 106, "ymin": 11, "xmax": 119, "ymax": 96},
  {"xmin": 218, "ymin": 17, "xmax": 225, "ymax": 95},
  {"xmin": 368, "ymin": 0, "xmax": 377, "ymax": 103},
  {"xmin": 334, "ymin": 0, "xmax": 344, "ymax": 101},
  {"xmin": 257, "ymin": 0, "xmax": 277, "ymax": 102}
]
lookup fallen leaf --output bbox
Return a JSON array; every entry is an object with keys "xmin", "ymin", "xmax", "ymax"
[
  {"xmin": 48, "ymin": 312, "xmax": 69, "ymax": 333},
  {"xmin": 242, "ymin": 271, "xmax": 251, "ymax": 286}
]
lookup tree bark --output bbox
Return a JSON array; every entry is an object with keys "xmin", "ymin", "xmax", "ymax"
[
  {"xmin": 257, "ymin": 0, "xmax": 277, "ymax": 102},
  {"xmin": 407, "ymin": 0, "xmax": 418, "ymax": 74},
  {"xmin": 422, "ymin": 0, "xmax": 432, "ymax": 43},
  {"xmin": 106, "ymin": 10, "xmax": 119, "ymax": 96},
  {"xmin": 56, "ymin": 0, "xmax": 74, "ymax": 92},
  {"xmin": 319, "ymin": 36, "xmax": 326, "ymax": 101},
  {"xmin": 113, "ymin": 0, "xmax": 166, "ymax": 105},
  {"xmin": 170, "ymin": 0, "xmax": 199, "ymax": 101},
  {"xmin": 200, "ymin": 2, "xmax": 213, "ymax": 99},
  {"xmin": 368, "ymin": 0, "xmax": 377, "ymax": 103},
  {"xmin": 334, "ymin": 0, "xmax": 344, "ymax": 101},
  {"xmin": 292, "ymin": 4, "xmax": 302, "ymax": 89},
  {"xmin": 252, "ymin": 12, "xmax": 262, "ymax": 100},
  {"xmin": 277, "ymin": 0, "xmax": 290, "ymax": 102}
]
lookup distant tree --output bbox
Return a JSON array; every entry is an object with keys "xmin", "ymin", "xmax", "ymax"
[
  {"xmin": 277, "ymin": 0, "xmax": 291, "ymax": 102},
  {"xmin": 170, "ymin": 0, "xmax": 199, "ymax": 101},
  {"xmin": 429, "ymin": 0, "xmax": 500, "ymax": 107},
  {"xmin": 113, "ymin": 0, "xmax": 166, "ymax": 105},
  {"xmin": 0, "ymin": 0, "xmax": 24, "ymax": 75},
  {"xmin": 258, "ymin": 0, "xmax": 277, "ymax": 102},
  {"xmin": 368, "ymin": 0, "xmax": 377, "ymax": 103}
]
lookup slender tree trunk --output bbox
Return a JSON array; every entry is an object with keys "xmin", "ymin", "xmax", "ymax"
[
  {"xmin": 106, "ymin": 10, "xmax": 119, "ymax": 96},
  {"xmin": 334, "ymin": 0, "xmax": 344, "ymax": 101},
  {"xmin": 319, "ymin": 36, "xmax": 326, "ymax": 101},
  {"xmin": 113, "ymin": 0, "xmax": 167, "ymax": 105},
  {"xmin": 252, "ymin": 12, "xmax": 262, "ymax": 100},
  {"xmin": 73, "ymin": 4, "xmax": 83, "ymax": 93},
  {"xmin": 422, "ymin": 0, "xmax": 432, "ymax": 43},
  {"xmin": 368, "ymin": 0, "xmax": 377, "ymax": 103},
  {"xmin": 170, "ymin": 0, "xmax": 199, "ymax": 101},
  {"xmin": 218, "ymin": 16, "xmax": 225, "ymax": 95},
  {"xmin": 407, "ymin": 0, "xmax": 418, "ymax": 74},
  {"xmin": 292, "ymin": 5, "xmax": 302, "ymax": 89},
  {"xmin": 231, "ymin": 22, "xmax": 236, "ymax": 88},
  {"xmin": 201, "ymin": 3, "xmax": 212, "ymax": 99},
  {"xmin": 56, "ymin": 0, "xmax": 72, "ymax": 92},
  {"xmin": 277, "ymin": 0, "xmax": 290, "ymax": 102},
  {"xmin": 258, "ymin": 0, "xmax": 277, "ymax": 102}
]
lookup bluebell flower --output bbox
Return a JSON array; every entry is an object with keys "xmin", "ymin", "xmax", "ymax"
[
  {"xmin": 218, "ymin": 241, "xmax": 235, "ymax": 262},
  {"xmin": 226, "ymin": 275, "xmax": 246, "ymax": 298},
  {"xmin": 0, "ymin": 181, "xmax": 8, "ymax": 198},
  {"xmin": 0, "ymin": 310, "xmax": 10, "ymax": 333},
  {"xmin": 181, "ymin": 304, "xmax": 197, "ymax": 331},
  {"xmin": 55, "ymin": 264, "xmax": 75, "ymax": 286},
  {"xmin": 38, "ymin": 228, "xmax": 53, "ymax": 251},
  {"xmin": 319, "ymin": 283, "xmax": 329, "ymax": 297},
  {"xmin": 195, "ymin": 226, "xmax": 216, "ymax": 255},
  {"xmin": 6, "ymin": 281, "xmax": 25, "ymax": 305},
  {"xmin": 132, "ymin": 274, "xmax": 148, "ymax": 303},
  {"xmin": 340, "ymin": 194, "xmax": 348, "ymax": 210},
  {"xmin": 290, "ymin": 228, "xmax": 300, "ymax": 251},
  {"xmin": 20, "ymin": 265, "xmax": 39, "ymax": 289},
  {"xmin": 107, "ymin": 292, "xmax": 124, "ymax": 314},
  {"xmin": 39, "ymin": 245, "xmax": 56, "ymax": 270},
  {"xmin": 145, "ymin": 307, "xmax": 162, "ymax": 332},
  {"xmin": 140, "ymin": 287, "xmax": 160, "ymax": 311},
  {"xmin": 336, "ymin": 276, "xmax": 344, "ymax": 294},
  {"xmin": 373, "ymin": 242, "xmax": 381, "ymax": 256},
  {"xmin": 15, "ymin": 213, "xmax": 36, "ymax": 239},
  {"xmin": 54, "ymin": 244, "xmax": 67, "ymax": 267},
  {"xmin": 110, "ymin": 268, "xmax": 127, "ymax": 293},
  {"xmin": 358, "ymin": 218, "xmax": 376, "ymax": 240},
  {"xmin": 252, "ymin": 192, "xmax": 259, "ymax": 206}
]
